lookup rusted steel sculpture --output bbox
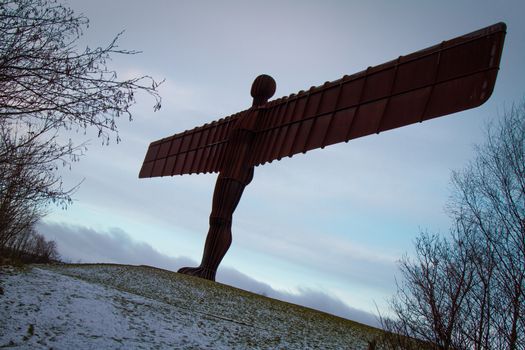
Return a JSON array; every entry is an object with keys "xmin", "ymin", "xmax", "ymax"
[{"xmin": 139, "ymin": 23, "xmax": 506, "ymax": 281}]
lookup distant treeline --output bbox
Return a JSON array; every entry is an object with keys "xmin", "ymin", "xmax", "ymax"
[{"xmin": 0, "ymin": 231, "xmax": 59, "ymax": 265}]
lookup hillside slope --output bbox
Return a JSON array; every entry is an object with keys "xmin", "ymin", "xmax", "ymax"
[{"xmin": 0, "ymin": 264, "xmax": 384, "ymax": 349}]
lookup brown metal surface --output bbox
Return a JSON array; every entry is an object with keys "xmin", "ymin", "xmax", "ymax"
[
  {"xmin": 176, "ymin": 75, "xmax": 273, "ymax": 281},
  {"xmin": 249, "ymin": 22, "xmax": 506, "ymax": 166},
  {"xmin": 138, "ymin": 112, "xmax": 242, "ymax": 178},
  {"xmin": 139, "ymin": 23, "xmax": 506, "ymax": 281}
]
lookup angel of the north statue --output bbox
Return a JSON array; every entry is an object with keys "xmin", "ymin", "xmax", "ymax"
[{"xmin": 140, "ymin": 23, "xmax": 506, "ymax": 281}]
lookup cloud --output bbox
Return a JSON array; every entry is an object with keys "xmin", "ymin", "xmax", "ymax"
[
  {"xmin": 219, "ymin": 266, "xmax": 379, "ymax": 326},
  {"xmin": 37, "ymin": 221, "xmax": 195, "ymax": 269},
  {"xmin": 37, "ymin": 221, "xmax": 380, "ymax": 327}
]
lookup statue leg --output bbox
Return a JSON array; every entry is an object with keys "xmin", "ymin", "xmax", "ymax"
[{"xmin": 178, "ymin": 169, "xmax": 253, "ymax": 281}]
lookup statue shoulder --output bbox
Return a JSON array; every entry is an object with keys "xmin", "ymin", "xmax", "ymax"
[{"xmin": 235, "ymin": 108, "xmax": 260, "ymax": 131}]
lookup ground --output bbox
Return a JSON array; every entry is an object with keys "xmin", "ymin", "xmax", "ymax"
[{"xmin": 0, "ymin": 264, "xmax": 383, "ymax": 349}]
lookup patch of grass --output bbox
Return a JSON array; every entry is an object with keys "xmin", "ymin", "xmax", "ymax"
[
  {"xmin": 27, "ymin": 324, "xmax": 34, "ymax": 336},
  {"xmin": 22, "ymin": 324, "xmax": 34, "ymax": 341},
  {"xmin": 42, "ymin": 263, "xmax": 388, "ymax": 348}
]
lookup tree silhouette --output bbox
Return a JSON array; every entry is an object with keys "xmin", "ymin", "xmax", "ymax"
[
  {"xmin": 0, "ymin": 0, "xmax": 162, "ymax": 255},
  {"xmin": 384, "ymin": 102, "xmax": 525, "ymax": 350}
]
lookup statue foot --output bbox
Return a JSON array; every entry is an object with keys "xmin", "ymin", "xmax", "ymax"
[{"xmin": 177, "ymin": 266, "xmax": 216, "ymax": 281}]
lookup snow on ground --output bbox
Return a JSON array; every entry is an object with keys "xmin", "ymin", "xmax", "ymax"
[{"xmin": 0, "ymin": 264, "xmax": 383, "ymax": 349}]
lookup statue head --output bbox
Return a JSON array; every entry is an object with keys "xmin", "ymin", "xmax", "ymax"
[{"xmin": 251, "ymin": 74, "xmax": 276, "ymax": 107}]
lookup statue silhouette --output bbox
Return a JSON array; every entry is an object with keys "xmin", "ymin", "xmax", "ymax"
[
  {"xmin": 139, "ymin": 23, "xmax": 506, "ymax": 281},
  {"xmin": 178, "ymin": 75, "xmax": 275, "ymax": 280}
]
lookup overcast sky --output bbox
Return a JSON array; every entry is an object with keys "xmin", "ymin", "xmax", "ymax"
[{"xmin": 39, "ymin": 0, "xmax": 525, "ymax": 325}]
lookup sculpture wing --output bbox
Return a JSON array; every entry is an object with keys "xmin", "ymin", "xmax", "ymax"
[
  {"xmin": 249, "ymin": 22, "xmax": 506, "ymax": 167},
  {"xmin": 139, "ymin": 112, "xmax": 243, "ymax": 178}
]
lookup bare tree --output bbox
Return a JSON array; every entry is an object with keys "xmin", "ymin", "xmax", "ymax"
[
  {"xmin": 449, "ymin": 102, "xmax": 525, "ymax": 350},
  {"xmin": 384, "ymin": 102, "xmax": 525, "ymax": 350},
  {"xmin": 0, "ymin": 0, "xmax": 162, "ymax": 253},
  {"xmin": 3, "ymin": 226, "xmax": 59, "ymax": 263},
  {"xmin": 385, "ymin": 231, "xmax": 474, "ymax": 350},
  {"xmin": 0, "ymin": 0, "xmax": 161, "ymax": 141},
  {"xmin": 0, "ymin": 123, "xmax": 72, "ymax": 249},
  {"xmin": 27, "ymin": 232, "xmax": 59, "ymax": 261}
]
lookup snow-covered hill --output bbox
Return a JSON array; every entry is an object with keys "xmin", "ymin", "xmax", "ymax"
[{"xmin": 0, "ymin": 264, "xmax": 383, "ymax": 349}]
